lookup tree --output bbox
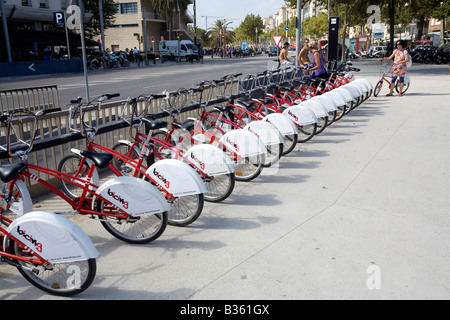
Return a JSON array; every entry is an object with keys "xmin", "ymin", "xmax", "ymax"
[
  {"xmin": 235, "ymin": 14, "xmax": 264, "ymax": 43},
  {"xmin": 208, "ymin": 19, "xmax": 235, "ymax": 47},
  {"xmin": 152, "ymin": 0, "xmax": 190, "ymax": 40},
  {"xmin": 83, "ymin": 0, "xmax": 117, "ymax": 39},
  {"xmin": 303, "ymin": 12, "xmax": 328, "ymax": 39}
]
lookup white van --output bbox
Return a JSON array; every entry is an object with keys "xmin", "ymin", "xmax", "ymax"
[{"xmin": 159, "ymin": 40, "xmax": 200, "ymax": 62}]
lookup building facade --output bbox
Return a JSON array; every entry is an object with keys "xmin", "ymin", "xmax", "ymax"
[
  {"xmin": 0, "ymin": 0, "xmax": 194, "ymax": 61},
  {"xmin": 104, "ymin": 0, "xmax": 194, "ymax": 54}
]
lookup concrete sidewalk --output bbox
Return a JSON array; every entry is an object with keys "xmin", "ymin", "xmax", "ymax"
[{"xmin": 1, "ymin": 62, "xmax": 450, "ymax": 300}]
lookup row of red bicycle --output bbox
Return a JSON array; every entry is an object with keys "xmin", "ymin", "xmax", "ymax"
[{"xmin": 0, "ymin": 63, "xmax": 373, "ymax": 296}]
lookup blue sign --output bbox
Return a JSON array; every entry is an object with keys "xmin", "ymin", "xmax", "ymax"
[
  {"xmin": 285, "ymin": 26, "xmax": 289, "ymax": 31},
  {"xmin": 54, "ymin": 12, "xmax": 65, "ymax": 27}
]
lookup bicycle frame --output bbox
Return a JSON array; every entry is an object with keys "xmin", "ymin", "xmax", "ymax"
[
  {"xmin": 17, "ymin": 162, "xmax": 134, "ymax": 219},
  {"xmin": 68, "ymin": 96, "xmax": 206, "ymax": 199}
]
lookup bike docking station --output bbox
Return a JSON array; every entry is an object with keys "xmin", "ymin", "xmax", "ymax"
[{"xmin": 0, "ymin": 58, "xmax": 377, "ymax": 298}]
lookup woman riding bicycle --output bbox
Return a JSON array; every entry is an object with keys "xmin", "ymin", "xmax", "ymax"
[{"xmin": 378, "ymin": 40, "xmax": 409, "ymax": 97}]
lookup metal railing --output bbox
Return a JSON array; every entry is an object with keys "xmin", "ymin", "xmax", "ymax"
[
  {"xmin": 0, "ymin": 78, "xmax": 251, "ymax": 190},
  {"xmin": 0, "ymin": 85, "xmax": 59, "ymax": 114}
]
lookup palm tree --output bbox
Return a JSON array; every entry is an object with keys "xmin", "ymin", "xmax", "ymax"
[
  {"xmin": 208, "ymin": 19, "xmax": 235, "ymax": 47},
  {"xmin": 152, "ymin": 0, "xmax": 190, "ymax": 40}
]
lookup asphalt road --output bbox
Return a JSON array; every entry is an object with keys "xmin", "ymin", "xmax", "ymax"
[
  {"xmin": 0, "ymin": 53, "xmax": 395, "ymax": 108},
  {"xmin": 0, "ymin": 54, "xmax": 280, "ymax": 107}
]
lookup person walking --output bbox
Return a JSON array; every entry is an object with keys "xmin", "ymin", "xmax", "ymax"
[
  {"xmin": 297, "ymin": 39, "xmax": 310, "ymax": 67},
  {"xmin": 378, "ymin": 40, "xmax": 409, "ymax": 96}
]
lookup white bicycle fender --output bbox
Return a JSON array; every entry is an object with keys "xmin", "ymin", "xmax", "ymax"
[
  {"xmin": 96, "ymin": 176, "xmax": 171, "ymax": 216},
  {"xmin": 219, "ymin": 129, "xmax": 267, "ymax": 157},
  {"xmin": 7, "ymin": 211, "xmax": 99, "ymax": 264},
  {"xmin": 6, "ymin": 179, "xmax": 33, "ymax": 216},
  {"xmin": 344, "ymin": 83, "xmax": 364, "ymax": 98},
  {"xmin": 358, "ymin": 79, "xmax": 373, "ymax": 90},
  {"xmin": 282, "ymin": 105, "xmax": 318, "ymax": 125},
  {"xmin": 117, "ymin": 140, "xmax": 132, "ymax": 146},
  {"xmin": 310, "ymin": 95, "xmax": 338, "ymax": 112},
  {"xmin": 263, "ymin": 113, "xmax": 298, "ymax": 135},
  {"xmin": 184, "ymin": 144, "xmax": 235, "ymax": 175},
  {"xmin": 334, "ymin": 87, "xmax": 356, "ymax": 101},
  {"xmin": 353, "ymin": 79, "xmax": 369, "ymax": 93},
  {"xmin": 298, "ymin": 101, "xmax": 328, "ymax": 118},
  {"xmin": 146, "ymin": 159, "xmax": 208, "ymax": 196},
  {"xmin": 322, "ymin": 90, "xmax": 347, "ymax": 106},
  {"xmin": 243, "ymin": 120, "xmax": 283, "ymax": 145}
]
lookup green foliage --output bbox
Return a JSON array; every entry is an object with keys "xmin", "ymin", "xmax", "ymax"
[
  {"xmin": 207, "ymin": 19, "xmax": 236, "ymax": 46},
  {"xmin": 303, "ymin": 12, "xmax": 328, "ymax": 39},
  {"xmin": 235, "ymin": 14, "xmax": 265, "ymax": 41},
  {"xmin": 83, "ymin": 0, "xmax": 117, "ymax": 39}
]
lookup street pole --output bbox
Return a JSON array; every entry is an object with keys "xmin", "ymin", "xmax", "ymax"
[
  {"xmin": 0, "ymin": 0, "xmax": 12, "ymax": 62},
  {"xmin": 99, "ymin": 0, "xmax": 106, "ymax": 58},
  {"xmin": 295, "ymin": 0, "xmax": 302, "ymax": 66},
  {"xmin": 142, "ymin": 4, "xmax": 149, "ymax": 65}
]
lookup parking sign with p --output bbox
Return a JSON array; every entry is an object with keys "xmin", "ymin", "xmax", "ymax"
[{"xmin": 54, "ymin": 12, "xmax": 65, "ymax": 27}]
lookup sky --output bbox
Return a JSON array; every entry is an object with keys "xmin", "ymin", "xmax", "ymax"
[{"xmin": 190, "ymin": 0, "xmax": 286, "ymax": 31}]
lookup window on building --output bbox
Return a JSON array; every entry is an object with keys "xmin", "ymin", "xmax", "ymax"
[
  {"xmin": 116, "ymin": 2, "xmax": 138, "ymax": 14},
  {"xmin": 22, "ymin": 0, "xmax": 31, "ymax": 6}
]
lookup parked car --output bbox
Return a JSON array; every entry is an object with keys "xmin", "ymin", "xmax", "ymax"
[
  {"xmin": 368, "ymin": 46, "xmax": 387, "ymax": 58},
  {"xmin": 268, "ymin": 46, "xmax": 278, "ymax": 57}
]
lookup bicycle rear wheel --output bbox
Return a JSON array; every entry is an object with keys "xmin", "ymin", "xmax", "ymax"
[
  {"xmin": 297, "ymin": 123, "xmax": 317, "ymax": 143},
  {"xmin": 96, "ymin": 199, "xmax": 168, "ymax": 244},
  {"xmin": 167, "ymin": 193, "xmax": 204, "ymax": 227},
  {"xmin": 335, "ymin": 105, "xmax": 346, "ymax": 121},
  {"xmin": 203, "ymin": 173, "xmax": 235, "ymax": 202},
  {"xmin": 315, "ymin": 116, "xmax": 328, "ymax": 135},
  {"xmin": 282, "ymin": 133, "xmax": 298, "ymax": 155},
  {"xmin": 233, "ymin": 153, "xmax": 264, "ymax": 182},
  {"xmin": 395, "ymin": 80, "xmax": 410, "ymax": 94},
  {"xmin": 9, "ymin": 239, "xmax": 97, "ymax": 296},
  {"xmin": 263, "ymin": 143, "xmax": 283, "ymax": 167}
]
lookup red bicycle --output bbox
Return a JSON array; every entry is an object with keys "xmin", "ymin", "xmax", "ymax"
[
  {"xmin": 0, "ymin": 107, "xmax": 170, "ymax": 245},
  {"xmin": 58, "ymin": 94, "xmax": 207, "ymax": 227},
  {"xmin": 373, "ymin": 62, "xmax": 410, "ymax": 97}
]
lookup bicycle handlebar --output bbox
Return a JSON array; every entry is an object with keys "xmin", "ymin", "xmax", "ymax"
[
  {"xmin": 0, "ymin": 108, "xmax": 63, "ymax": 159},
  {"xmin": 67, "ymin": 93, "xmax": 120, "ymax": 137}
]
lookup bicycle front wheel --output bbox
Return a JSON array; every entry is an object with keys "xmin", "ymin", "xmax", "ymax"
[
  {"xmin": 58, "ymin": 154, "xmax": 92, "ymax": 199},
  {"xmin": 96, "ymin": 199, "xmax": 168, "ymax": 244},
  {"xmin": 9, "ymin": 239, "xmax": 97, "ymax": 296},
  {"xmin": 0, "ymin": 179, "xmax": 32, "ymax": 220},
  {"xmin": 168, "ymin": 193, "xmax": 204, "ymax": 227},
  {"xmin": 373, "ymin": 80, "xmax": 383, "ymax": 97},
  {"xmin": 111, "ymin": 142, "xmax": 141, "ymax": 176}
]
